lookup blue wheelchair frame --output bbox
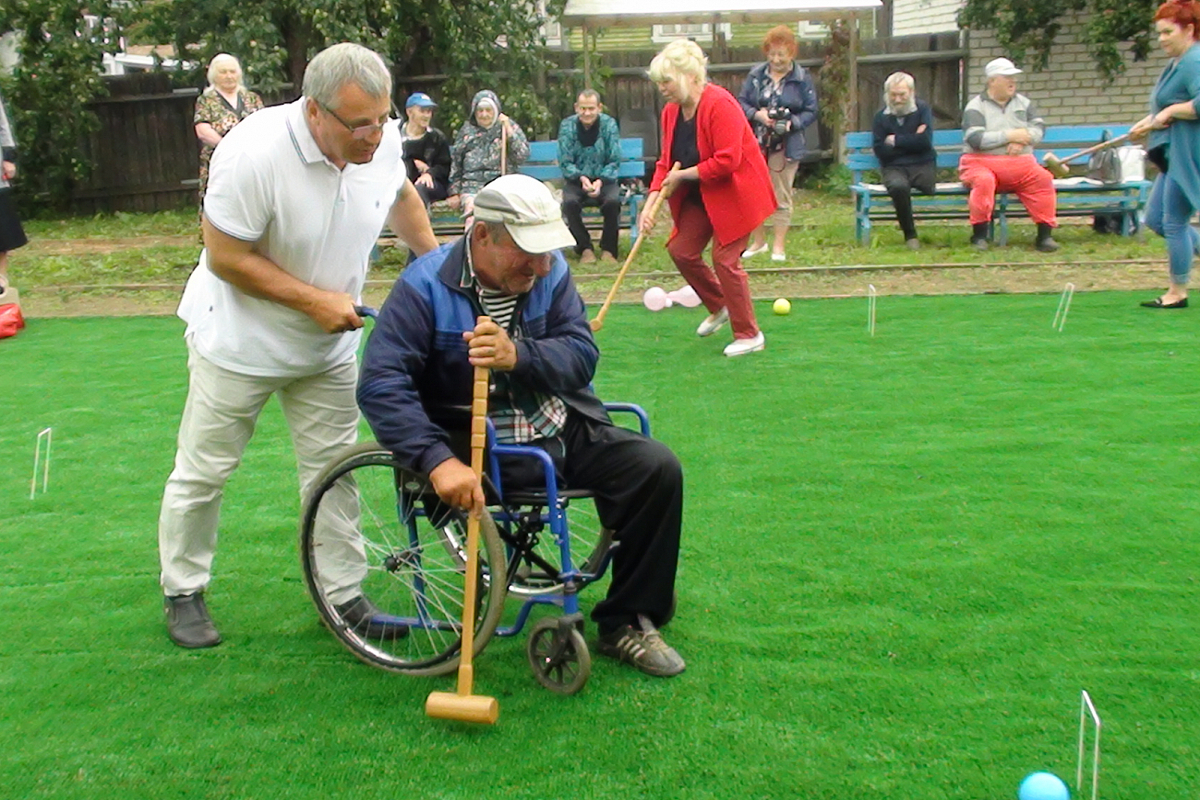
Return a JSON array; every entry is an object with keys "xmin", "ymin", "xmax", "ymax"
[{"xmin": 485, "ymin": 403, "xmax": 651, "ymax": 638}]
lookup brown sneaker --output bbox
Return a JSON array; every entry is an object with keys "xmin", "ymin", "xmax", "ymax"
[
  {"xmin": 597, "ymin": 614, "xmax": 685, "ymax": 677},
  {"xmin": 579, "ymin": 249, "xmax": 596, "ymax": 264},
  {"xmin": 599, "ymin": 251, "xmax": 618, "ymax": 264}
]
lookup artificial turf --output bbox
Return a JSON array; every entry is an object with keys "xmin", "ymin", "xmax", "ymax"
[{"xmin": 1, "ymin": 291, "xmax": 1197, "ymax": 798}]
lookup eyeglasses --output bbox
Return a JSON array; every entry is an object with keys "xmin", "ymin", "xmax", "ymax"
[{"xmin": 319, "ymin": 102, "xmax": 392, "ymax": 140}]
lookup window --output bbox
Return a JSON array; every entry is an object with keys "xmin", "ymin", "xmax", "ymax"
[{"xmin": 651, "ymin": 23, "xmax": 733, "ymax": 43}]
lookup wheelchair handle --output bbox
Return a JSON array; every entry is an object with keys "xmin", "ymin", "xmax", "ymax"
[{"xmin": 354, "ymin": 305, "xmax": 378, "ymax": 319}]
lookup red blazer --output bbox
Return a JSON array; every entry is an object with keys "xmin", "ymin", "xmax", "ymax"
[{"xmin": 651, "ymin": 83, "xmax": 777, "ymax": 246}]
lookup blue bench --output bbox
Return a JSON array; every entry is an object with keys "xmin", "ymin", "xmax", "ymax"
[
  {"xmin": 845, "ymin": 126, "xmax": 1152, "ymax": 246},
  {"xmin": 426, "ymin": 137, "xmax": 647, "ymax": 243}
]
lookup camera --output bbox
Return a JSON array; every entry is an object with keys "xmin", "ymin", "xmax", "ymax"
[{"xmin": 759, "ymin": 106, "xmax": 790, "ymax": 152}]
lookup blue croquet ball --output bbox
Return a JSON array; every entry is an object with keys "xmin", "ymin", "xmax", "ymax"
[{"xmin": 1018, "ymin": 771, "xmax": 1070, "ymax": 800}]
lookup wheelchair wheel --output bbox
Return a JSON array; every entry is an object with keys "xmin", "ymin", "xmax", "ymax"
[
  {"xmin": 506, "ymin": 496, "xmax": 615, "ymax": 597},
  {"xmin": 300, "ymin": 442, "xmax": 507, "ymax": 676},
  {"xmin": 526, "ymin": 617, "xmax": 591, "ymax": 695}
]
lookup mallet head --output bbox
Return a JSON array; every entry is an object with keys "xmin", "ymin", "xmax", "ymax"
[
  {"xmin": 425, "ymin": 690, "xmax": 499, "ymax": 725},
  {"xmin": 589, "ymin": 318, "xmax": 603, "ymax": 332},
  {"xmin": 1042, "ymin": 152, "xmax": 1070, "ymax": 179}
]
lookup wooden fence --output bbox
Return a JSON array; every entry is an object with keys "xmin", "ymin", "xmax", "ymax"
[{"xmin": 70, "ymin": 34, "xmax": 961, "ymax": 213}]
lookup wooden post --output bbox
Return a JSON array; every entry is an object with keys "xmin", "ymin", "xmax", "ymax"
[{"xmin": 583, "ymin": 22, "xmax": 593, "ymax": 88}]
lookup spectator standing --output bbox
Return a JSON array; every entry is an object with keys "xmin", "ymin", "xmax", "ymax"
[
  {"xmin": 737, "ymin": 25, "xmax": 818, "ymax": 262},
  {"xmin": 158, "ymin": 43, "xmax": 438, "ymax": 649},
  {"xmin": 399, "ymin": 92, "xmax": 451, "ymax": 210},
  {"xmin": 557, "ymin": 89, "xmax": 622, "ymax": 264},
  {"xmin": 194, "ymin": 53, "xmax": 264, "ymax": 208},
  {"xmin": 643, "ymin": 39, "xmax": 776, "ymax": 358},
  {"xmin": 0, "ymin": 88, "xmax": 27, "ymax": 299},
  {"xmin": 1131, "ymin": 0, "xmax": 1200, "ymax": 309},
  {"xmin": 959, "ymin": 57, "xmax": 1059, "ymax": 252},
  {"xmin": 872, "ymin": 72, "xmax": 937, "ymax": 249}
]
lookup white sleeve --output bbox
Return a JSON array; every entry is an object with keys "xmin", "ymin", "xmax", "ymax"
[{"xmin": 203, "ymin": 139, "xmax": 274, "ymax": 242}]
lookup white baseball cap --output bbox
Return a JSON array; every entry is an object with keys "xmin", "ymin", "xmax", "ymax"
[
  {"xmin": 472, "ymin": 174, "xmax": 575, "ymax": 254},
  {"xmin": 984, "ymin": 57, "xmax": 1022, "ymax": 78}
]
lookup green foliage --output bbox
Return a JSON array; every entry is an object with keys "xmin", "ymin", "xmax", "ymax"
[
  {"xmin": 958, "ymin": 0, "xmax": 1159, "ymax": 81},
  {"xmin": 0, "ymin": 0, "xmax": 121, "ymax": 211},
  {"xmin": 818, "ymin": 20, "xmax": 852, "ymax": 152},
  {"xmin": 131, "ymin": 0, "xmax": 567, "ymax": 137}
]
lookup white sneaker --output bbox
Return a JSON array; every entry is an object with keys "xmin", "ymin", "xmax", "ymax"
[
  {"xmin": 741, "ymin": 242, "xmax": 769, "ymax": 259},
  {"xmin": 723, "ymin": 332, "xmax": 765, "ymax": 357},
  {"xmin": 696, "ymin": 307, "xmax": 730, "ymax": 337},
  {"xmin": 770, "ymin": 252, "xmax": 786, "ymax": 262}
]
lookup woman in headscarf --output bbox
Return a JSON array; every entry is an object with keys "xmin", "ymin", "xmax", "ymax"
[{"xmin": 447, "ymin": 90, "xmax": 530, "ymax": 220}]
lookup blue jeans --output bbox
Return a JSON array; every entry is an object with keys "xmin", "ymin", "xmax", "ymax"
[{"xmin": 1144, "ymin": 172, "xmax": 1199, "ymax": 285}]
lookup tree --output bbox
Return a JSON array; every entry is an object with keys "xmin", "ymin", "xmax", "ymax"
[
  {"xmin": 958, "ymin": 0, "xmax": 1159, "ymax": 81},
  {"xmin": 0, "ymin": 0, "xmax": 121, "ymax": 210},
  {"xmin": 132, "ymin": 0, "xmax": 567, "ymax": 136}
]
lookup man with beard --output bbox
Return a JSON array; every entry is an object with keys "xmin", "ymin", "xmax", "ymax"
[{"xmin": 871, "ymin": 71, "xmax": 936, "ymax": 250}]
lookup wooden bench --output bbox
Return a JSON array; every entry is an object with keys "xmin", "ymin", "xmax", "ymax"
[
  {"xmin": 426, "ymin": 137, "xmax": 647, "ymax": 243},
  {"xmin": 845, "ymin": 126, "xmax": 1152, "ymax": 246}
]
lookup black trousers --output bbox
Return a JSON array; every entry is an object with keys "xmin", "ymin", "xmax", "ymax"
[
  {"xmin": 495, "ymin": 413, "xmax": 683, "ymax": 633},
  {"xmin": 561, "ymin": 178, "xmax": 621, "ymax": 258},
  {"xmin": 882, "ymin": 162, "xmax": 936, "ymax": 239}
]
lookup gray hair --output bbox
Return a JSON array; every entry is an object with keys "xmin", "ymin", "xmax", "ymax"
[
  {"xmin": 206, "ymin": 53, "xmax": 243, "ymax": 90},
  {"xmin": 576, "ymin": 88, "xmax": 602, "ymax": 105},
  {"xmin": 302, "ymin": 43, "xmax": 392, "ymax": 110},
  {"xmin": 884, "ymin": 72, "xmax": 915, "ymax": 93}
]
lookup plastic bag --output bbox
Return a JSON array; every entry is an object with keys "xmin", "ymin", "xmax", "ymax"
[
  {"xmin": 1087, "ymin": 148, "xmax": 1121, "ymax": 184},
  {"xmin": 0, "ymin": 302, "xmax": 25, "ymax": 339}
]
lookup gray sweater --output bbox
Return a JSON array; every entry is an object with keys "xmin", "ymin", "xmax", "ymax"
[{"xmin": 961, "ymin": 92, "xmax": 1045, "ymax": 155}]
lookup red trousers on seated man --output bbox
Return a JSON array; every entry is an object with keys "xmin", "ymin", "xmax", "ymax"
[{"xmin": 959, "ymin": 153, "xmax": 1059, "ymax": 251}]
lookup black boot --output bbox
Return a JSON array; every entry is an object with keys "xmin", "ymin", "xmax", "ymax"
[
  {"xmin": 1035, "ymin": 222, "xmax": 1059, "ymax": 252},
  {"xmin": 971, "ymin": 222, "xmax": 990, "ymax": 250}
]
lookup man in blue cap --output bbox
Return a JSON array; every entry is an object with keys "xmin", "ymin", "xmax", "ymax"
[{"xmin": 400, "ymin": 92, "xmax": 452, "ymax": 209}]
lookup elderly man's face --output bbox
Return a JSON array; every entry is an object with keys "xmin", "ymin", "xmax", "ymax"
[
  {"xmin": 472, "ymin": 224, "xmax": 553, "ymax": 296},
  {"xmin": 575, "ymin": 95, "xmax": 601, "ymax": 127},
  {"xmin": 887, "ymin": 84, "xmax": 913, "ymax": 112},
  {"xmin": 308, "ymin": 82, "xmax": 390, "ymax": 167},
  {"xmin": 988, "ymin": 75, "xmax": 1017, "ymax": 103}
]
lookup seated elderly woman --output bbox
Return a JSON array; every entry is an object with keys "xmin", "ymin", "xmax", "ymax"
[
  {"xmin": 447, "ymin": 90, "xmax": 530, "ymax": 221},
  {"xmin": 194, "ymin": 53, "xmax": 264, "ymax": 209}
]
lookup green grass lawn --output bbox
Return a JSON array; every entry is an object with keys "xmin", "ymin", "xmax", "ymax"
[{"xmin": 2, "ymin": 292, "xmax": 1198, "ymax": 798}]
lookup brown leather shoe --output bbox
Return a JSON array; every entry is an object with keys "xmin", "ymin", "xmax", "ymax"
[
  {"xmin": 599, "ymin": 251, "xmax": 618, "ymax": 263},
  {"xmin": 579, "ymin": 249, "xmax": 596, "ymax": 264}
]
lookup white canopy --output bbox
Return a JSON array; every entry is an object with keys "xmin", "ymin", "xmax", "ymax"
[{"xmin": 560, "ymin": 0, "xmax": 882, "ymax": 28}]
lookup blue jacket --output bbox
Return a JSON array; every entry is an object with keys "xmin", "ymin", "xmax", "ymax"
[
  {"xmin": 1148, "ymin": 42, "xmax": 1200, "ymax": 209},
  {"xmin": 358, "ymin": 237, "xmax": 609, "ymax": 476},
  {"xmin": 737, "ymin": 62, "xmax": 819, "ymax": 162}
]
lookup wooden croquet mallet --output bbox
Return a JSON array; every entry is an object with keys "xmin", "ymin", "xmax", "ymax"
[
  {"xmin": 1042, "ymin": 133, "xmax": 1132, "ymax": 179},
  {"xmin": 589, "ymin": 163, "xmax": 681, "ymax": 332},
  {"xmin": 425, "ymin": 348, "xmax": 498, "ymax": 725}
]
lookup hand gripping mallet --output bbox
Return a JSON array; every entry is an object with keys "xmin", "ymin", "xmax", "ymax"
[
  {"xmin": 589, "ymin": 163, "xmax": 681, "ymax": 332},
  {"xmin": 1042, "ymin": 132, "xmax": 1131, "ymax": 179},
  {"xmin": 425, "ymin": 355, "xmax": 499, "ymax": 725}
]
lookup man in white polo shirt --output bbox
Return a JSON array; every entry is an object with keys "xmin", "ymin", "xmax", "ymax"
[{"xmin": 158, "ymin": 42, "xmax": 438, "ymax": 649}]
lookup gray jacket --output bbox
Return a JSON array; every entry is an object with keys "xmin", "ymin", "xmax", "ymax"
[{"xmin": 961, "ymin": 92, "xmax": 1045, "ymax": 155}]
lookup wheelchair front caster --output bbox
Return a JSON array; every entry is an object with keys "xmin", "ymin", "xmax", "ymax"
[{"xmin": 527, "ymin": 616, "xmax": 591, "ymax": 695}]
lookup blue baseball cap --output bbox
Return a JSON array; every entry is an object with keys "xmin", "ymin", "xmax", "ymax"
[{"xmin": 405, "ymin": 92, "xmax": 438, "ymax": 109}]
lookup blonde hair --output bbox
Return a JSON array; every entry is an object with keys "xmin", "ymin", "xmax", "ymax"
[
  {"xmin": 206, "ymin": 53, "xmax": 243, "ymax": 91},
  {"xmin": 648, "ymin": 39, "xmax": 709, "ymax": 87}
]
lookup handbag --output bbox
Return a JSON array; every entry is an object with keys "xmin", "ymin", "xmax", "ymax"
[
  {"xmin": 1087, "ymin": 147, "xmax": 1121, "ymax": 184},
  {"xmin": 0, "ymin": 302, "xmax": 24, "ymax": 339}
]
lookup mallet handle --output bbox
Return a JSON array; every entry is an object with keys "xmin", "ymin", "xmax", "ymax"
[
  {"xmin": 455, "ymin": 349, "xmax": 490, "ymax": 697},
  {"xmin": 1057, "ymin": 132, "xmax": 1132, "ymax": 168},
  {"xmin": 589, "ymin": 163, "xmax": 681, "ymax": 332}
]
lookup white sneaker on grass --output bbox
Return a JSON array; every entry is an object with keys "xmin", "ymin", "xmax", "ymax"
[
  {"xmin": 723, "ymin": 332, "xmax": 765, "ymax": 357},
  {"xmin": 696, "ymin": 307, "xmax": 729, "ymax": 337}
]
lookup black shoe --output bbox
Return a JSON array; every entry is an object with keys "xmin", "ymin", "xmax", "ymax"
[
  {"xmin": 971, "ymin": 222, "xmax": 990, "ymax": 250},
  {"xmin": 1035, "ymin": 223, "xmax": 1060, "ymax": 252},
  {"xmin": 164, "ymin": 593, "xmax": 221, "ymax": 649},
  {"xmin": 1140, "ymin": 296, "xmax": 1188, "ymax": 309},
  {"xmin": 971, "ymin": 238, "xmax": 989, "ymax": 251},
  {"xmin": 334, "ymin": 595, "xmax": 409, "ymax": 640}
]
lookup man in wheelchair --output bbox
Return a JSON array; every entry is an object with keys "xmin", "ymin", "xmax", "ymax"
[{"xmin": 358, "ymin": 174, "xmax": 686, "ymax": 677}]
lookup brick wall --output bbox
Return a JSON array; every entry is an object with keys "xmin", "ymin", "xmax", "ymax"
[{"xmin": 968, "ymin": 14, "xmax": 1161, "ymax": 127}]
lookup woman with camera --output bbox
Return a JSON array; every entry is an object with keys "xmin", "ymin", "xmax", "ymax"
[{"xmin": 737, "ymin": 25, "xmax": 819, "ymax": 261}]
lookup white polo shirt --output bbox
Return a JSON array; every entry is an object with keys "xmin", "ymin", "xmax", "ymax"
[{"xmin": 179, "ymin": 97, "xmax": 408, "ymax": 377}]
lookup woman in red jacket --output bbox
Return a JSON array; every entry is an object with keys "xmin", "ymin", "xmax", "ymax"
[{"xmin": 641, "ymin": 39, "xmax": 777, "ymax": 357}]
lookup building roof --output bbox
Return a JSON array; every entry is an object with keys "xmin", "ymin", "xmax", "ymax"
[{"xmin": 560, "ymin": 0, "xmax": 882, "ymax": 27}]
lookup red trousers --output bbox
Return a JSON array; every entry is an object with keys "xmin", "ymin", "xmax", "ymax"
[
  {"xmin": 666, "ymin": 191, "xmax": 759, "ymax": 339},
  {"xmin": 958, "ymin": 153, "xmax": 1057, "ymax": 226}
]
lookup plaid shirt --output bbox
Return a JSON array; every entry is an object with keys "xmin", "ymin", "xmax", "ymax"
[{"xmin": 461, "ymin": 249, "xmax": 567, "ymax": 444}]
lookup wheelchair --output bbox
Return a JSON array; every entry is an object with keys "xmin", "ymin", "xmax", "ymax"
[{"xmin": 298, "ymin": 404, "xmax": 650, "ymax": 695}]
